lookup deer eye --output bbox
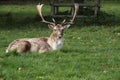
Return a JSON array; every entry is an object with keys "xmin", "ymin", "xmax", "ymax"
[{"xmin": 54, "ymin": 29, "xmax": 57, "ymax": 31}]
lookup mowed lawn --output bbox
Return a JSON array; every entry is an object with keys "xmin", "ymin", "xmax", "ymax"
[{"xmin": 0, "ymin": 2, "xmax": 120, "ymax": 80}]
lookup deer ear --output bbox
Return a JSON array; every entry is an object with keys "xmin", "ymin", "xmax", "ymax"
[{"xmin": 63, "ymin": 24, "xmax": 71, "ymax": 29}]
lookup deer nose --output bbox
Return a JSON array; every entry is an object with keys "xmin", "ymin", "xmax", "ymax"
[{"xmin": 58, "ymin": 35, "xmax": 62, "ymax": 38}]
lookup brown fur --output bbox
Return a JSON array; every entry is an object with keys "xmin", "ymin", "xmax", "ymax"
[
  {"xmin": 7, "ymin": 40, "xmax": 31, "ymax": 53},
  {"xmin": 39, "ymin": 38, "xmax": 48, "ymax": 42},
  {"xmin": 17, "ymin": 41, "xmax": 31, "ymax": 53}
]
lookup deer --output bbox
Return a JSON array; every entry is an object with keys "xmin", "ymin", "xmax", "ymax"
[{"xmin": 6, "ymin": 3, "xmax": 79, "ymax": 53}]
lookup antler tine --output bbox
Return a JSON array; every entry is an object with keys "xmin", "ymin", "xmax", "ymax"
[
  {"xmin": 69, "ymin": 3, "xmax": 79, "ymax": 24},
  {"xmin": 61, "ymin": 19, "xmax": 66, "ymax": 24},
  {"xmin": 36, "ymin": 3, "xmax": 55, "ymax": 25},
  {"xmin": 52, "ymin": 18, "xmax": 56, "ymax": 23}
]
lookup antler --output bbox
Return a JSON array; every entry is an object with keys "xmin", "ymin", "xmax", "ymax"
[
  {"xmin": 62, "ymin": 3, "xmax": 79, "ymax": 25},
  {"xmin": 36, "ymin": 3, "xmax": 55, "ymax": 25},
  {"xmin": 69, "ymin": 3, "xmax": 79, "ymax": 24}
]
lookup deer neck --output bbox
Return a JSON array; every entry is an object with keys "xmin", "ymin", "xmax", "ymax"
[{"xmin": 47, "ymin": 33, "xmax": 64, "ymax": 50}]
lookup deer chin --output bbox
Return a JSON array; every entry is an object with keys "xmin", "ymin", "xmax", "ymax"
[{"xmin": 47, "ymin": 37, "xmax": 64, "ymax": 50}]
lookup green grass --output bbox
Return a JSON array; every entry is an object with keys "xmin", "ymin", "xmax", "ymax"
[{"xmin": 0, "ymin": 2, "xmax": 120, "ymax": 80}]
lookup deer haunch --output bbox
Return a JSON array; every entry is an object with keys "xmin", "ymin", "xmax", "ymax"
[{"xmin": 6, "ymin": 38, "xmax": 53, "ymax": 53}]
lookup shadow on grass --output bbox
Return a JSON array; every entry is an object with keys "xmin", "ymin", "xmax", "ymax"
[
  {"xmin": 0, "ymin": 11, "xmax": 120, "ymax": 30},
  {"xmin": 75, "ymin": 11, "xmax": 120, "ymax": 26},
  {"xmin": 61, "ymin": 47, "xmax": 120, "ymax": 54}
]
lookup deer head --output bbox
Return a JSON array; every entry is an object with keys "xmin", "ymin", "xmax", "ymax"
[{"xmin": 36, "ymin": 3, "xmax": 79, "ymax": 39}]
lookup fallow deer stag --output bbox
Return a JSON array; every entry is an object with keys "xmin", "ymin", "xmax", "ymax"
[{"xmin": 6, "ymin": 3, "xmax": 79, "ymax": 53}]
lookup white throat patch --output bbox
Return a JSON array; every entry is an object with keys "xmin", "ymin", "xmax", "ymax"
[{"xmin": 48, "ymin": 38, "xmax": 64, "ymax": 50}]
